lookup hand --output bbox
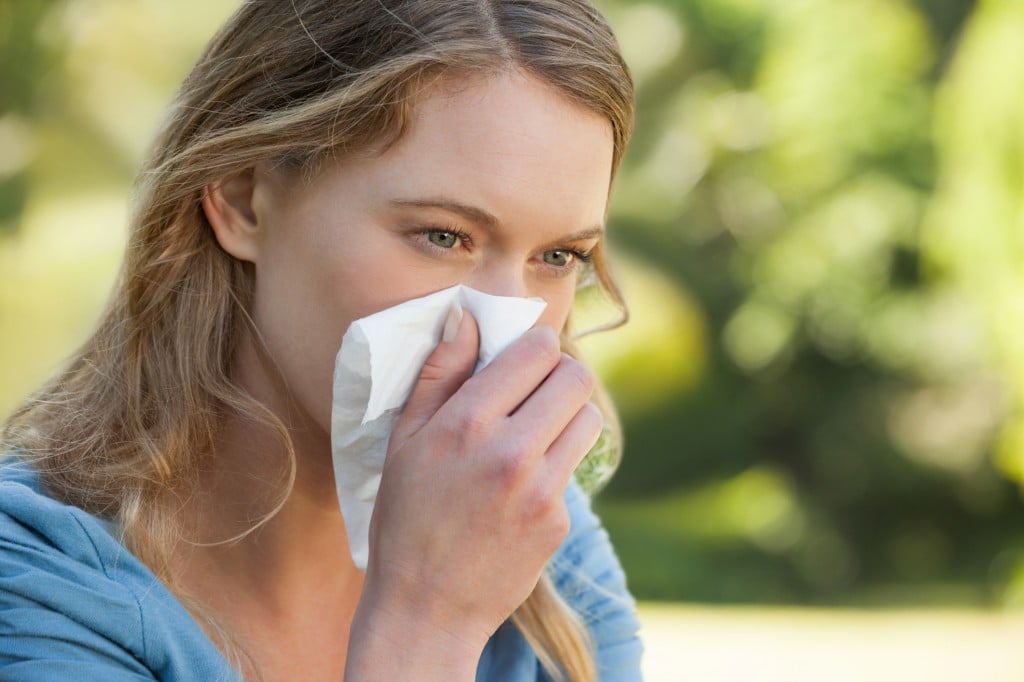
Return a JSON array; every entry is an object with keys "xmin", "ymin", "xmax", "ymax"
[{"xmin": 345, "ymin": 309, "xmax": 603, "ymax": 679}]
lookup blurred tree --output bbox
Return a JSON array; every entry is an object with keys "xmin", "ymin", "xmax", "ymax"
[
  {"xmin": 0, "ymin": 0, "xmax": 63, "ymax": 231},
  {"xmin": 595, "ymin": 0, "xmax": 1023, "ymax": 605},
  {"xmin": 920, "ymin": 0, "xmax": 1024, "ymax": 604}
]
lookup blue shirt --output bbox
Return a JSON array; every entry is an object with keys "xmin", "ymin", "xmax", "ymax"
[{"xmin": 0, "ymin": 459, "xmax": 642, "ymax": 680}]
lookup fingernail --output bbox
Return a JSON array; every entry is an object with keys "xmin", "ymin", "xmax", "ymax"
[{"xmin": 442, "ymin": 302, "xmax": 463, "ymax": 343}]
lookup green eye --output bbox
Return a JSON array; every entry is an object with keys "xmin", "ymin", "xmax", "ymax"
[
  {"xmin": 543, "ymin": 250, "xmax": 573, "ymax": 266},
  {"xmin": 427, "ymin": 231, "xmax": 458, "ymax": 248}
]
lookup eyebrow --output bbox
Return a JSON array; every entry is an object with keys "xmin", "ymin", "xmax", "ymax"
[{"xmin": 388, "ymin": 197, "xmax": 605, "ymax": 241}]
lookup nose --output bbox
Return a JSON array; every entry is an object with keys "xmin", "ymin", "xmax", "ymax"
[
  {"xmin": 464, "ymin": 259, "xmax": 569, "ymax": 333},
  {"xmin": 464, "ymin": 262, "xmax": 530, "ymax": 299}
]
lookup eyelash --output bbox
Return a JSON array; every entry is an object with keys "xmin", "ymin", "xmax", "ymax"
[
  {"xmin": 415, "ymin": 225, "xmax": 595, "ymax": 275},
  {"xmin": 420, "ymin": 225, "xmax": 474, "ymax": 250}
]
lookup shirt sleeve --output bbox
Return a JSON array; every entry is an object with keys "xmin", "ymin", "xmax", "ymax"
[
  {"xmin": 549, "ymin": 480, "xmax": 643, "ymax": 681},
  {"xmin": 0, "ymin": 481, "xmax": 157, "ymax": 681}
]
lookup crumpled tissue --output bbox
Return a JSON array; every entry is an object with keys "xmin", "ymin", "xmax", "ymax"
[{"xmin": 330, "ymin": 284, "xmax": 547, "ymax": 569}]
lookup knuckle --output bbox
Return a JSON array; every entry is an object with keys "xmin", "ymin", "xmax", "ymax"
[
  {"xmin": 508, "ymin": 430, "xmax": 544, "ymax": 458},
  {"xmin": 454, "ymin": 405, "xmax": 495, "ymax": 437},
  {"xmin": 580, "ymin": 401, "xmax": 603, "ymax": 431},
  {"xmin": 526, "ymin": 326, "xmax": 562, "ymax": 367},
  {"xmin": 527, "ymin": 481, "xmax": 559, "ymax": 516},
  {"xmin": 418, "ymin": 354, "xmax": 448, "ymax": 383},
  {"xmin": 513, "ymin": 480, "xmax": 570, "ymax": 553},
  {"xmin": 561, "ymin": 356, "xmax": 595, "ymax": 396},
  {"xmin": 553, "ymin": 505, "xmax": 571, "ymax": 539},
  {"xmin": 542, "ymin": 501, "xmax": 572, "ymax": 548},
  {"xmin": 496, "ymin": 445, "xmax": 531, "ymax": 486}
]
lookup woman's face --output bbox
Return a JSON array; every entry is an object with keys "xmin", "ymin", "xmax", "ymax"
[{"xmin": 223, "ymin": 70, "xmax": 615, "ymax": 437}]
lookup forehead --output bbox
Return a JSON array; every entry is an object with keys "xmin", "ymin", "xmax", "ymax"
[{"xmin": 360, "ymin": 69, "xmax": 615, "ymax": 228}]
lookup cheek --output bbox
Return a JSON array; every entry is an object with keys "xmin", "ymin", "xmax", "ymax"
[
  {"xmin": 246, "ymin": 270, "xmax": 346, "ymax": 429},
  {"xmin": 535, "ymin": 287, "xmax": 576, "ymax": 332},
  {"xmin": 339, "ymin": 261, "xmax": 455, "ymax": 320}
]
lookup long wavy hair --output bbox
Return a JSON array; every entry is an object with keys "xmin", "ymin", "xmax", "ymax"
[{"xmin": 2, "ymin": 1, "xmax": 633, "ymax": 679}]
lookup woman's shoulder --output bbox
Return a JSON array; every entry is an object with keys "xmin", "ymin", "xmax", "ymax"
[
  {"xmin": 549, "ymin": 479, "xmax": 644, "ymax": 680},
  {"xmin": 0, "ymin": 455, "xmax": 239, "ymax": 681},
  {"xmin": 551, "ymin": 479, "xmax": 633, "ymax": 599},
  {"xmin": 0, "ymin": 455, "xmax": 156, "ymax": 676},
  {"xmin": 0, "ymin": 456, "xmax": 119, "ymax": 571}
]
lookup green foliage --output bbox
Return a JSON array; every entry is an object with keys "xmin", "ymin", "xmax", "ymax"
[
  {"xmin": 593, "ymin": 0, "xmax": 1024, "ymax": 606},
  {"xmin": 0, "ymin": 0, "xmax": 62, "ymax": 233}
]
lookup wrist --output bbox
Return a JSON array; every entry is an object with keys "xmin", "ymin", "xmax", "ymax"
[{"xmin": 345, "ymin": 583, "xmax": 486, "ymax": 681}]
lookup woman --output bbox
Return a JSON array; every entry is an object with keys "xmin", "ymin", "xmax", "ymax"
[{"xmin": 0, "ymin": 1, "xmax": 639, "ymax": 680}]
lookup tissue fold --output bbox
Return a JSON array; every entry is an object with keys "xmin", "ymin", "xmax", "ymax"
[{"xmin": 330, "ymin": 284, "xmax": 547, "ymax": 569}]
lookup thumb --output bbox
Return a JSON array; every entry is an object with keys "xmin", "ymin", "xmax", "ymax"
[{"xmin": 393, "ymin": 304, "xmax": 480, "ymax": 442}]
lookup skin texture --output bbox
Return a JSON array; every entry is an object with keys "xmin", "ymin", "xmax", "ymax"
[{"xmin": 193, "ymin": 69, "xmax": 614, "ymax": 681}]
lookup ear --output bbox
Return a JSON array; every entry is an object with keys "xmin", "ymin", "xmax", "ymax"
[{"xmin": 202, "ymin": 169, "xmax": 261, "ymax": 263}]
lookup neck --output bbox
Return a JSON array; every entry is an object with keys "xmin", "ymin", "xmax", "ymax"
[
  {"xmin": 163, "ymin": 342, "xmax": 365, "ymax": 681},
  {"xmin": 178, "ymin": 405, "xmax": 362, "ymax": 610},
  {"xmin": 174, "ymin": 410, "xmax": 365, "ymax": 682}
]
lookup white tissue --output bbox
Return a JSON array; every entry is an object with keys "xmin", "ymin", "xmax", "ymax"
[{"xmin": 330, "ymin": 284, "xmax": 547, "ymax": 569}]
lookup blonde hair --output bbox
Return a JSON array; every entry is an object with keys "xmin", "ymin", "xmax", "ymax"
[{"xmin": 2, "ymin": 1, "xmax": 633, "ymax": 679}]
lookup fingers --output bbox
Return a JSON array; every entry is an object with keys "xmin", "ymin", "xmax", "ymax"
[
  {"xmin": 446, "ymin": 326, "xmax": 598, "ymax": 476},
  {"xmin": 456, "ymin": 325, "xmax": 563, "ymax": 417},
  {"xmin": 543, "ymin": 401, "xmax": 604, "ymax": 483},
  {"xmin": 508, "ymin": 353, "xmax": 595, "ymax": 452},
  {"xmin": 393, "ymin": 306, "xmax": 480, "ymax": 441},
  {"xmin": 395, "ymin": 314, "xmax": 600, "ymax": 491}
]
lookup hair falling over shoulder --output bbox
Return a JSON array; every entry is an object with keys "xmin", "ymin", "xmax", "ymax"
[{"xmin": 1, "ymin": 2, "xmax": 634, "ymax": 680}]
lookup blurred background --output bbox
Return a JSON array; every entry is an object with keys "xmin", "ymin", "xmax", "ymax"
[{"xmin": 2, "ymin": 0, "xmax": 1023, "ymax": 679}]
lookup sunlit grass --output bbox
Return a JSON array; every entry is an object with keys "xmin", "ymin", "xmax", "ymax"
[{"xmin": 639, "ymin": 602, "xmax": 1024, "ymax": 681}]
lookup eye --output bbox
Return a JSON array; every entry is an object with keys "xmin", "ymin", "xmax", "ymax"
[
  {"xmin": 543, "ymin": 249, "xmax": 575, "ymax": 267},
  {"xmin": 427, "ymin": 230, "xmax": 459, "ymax": 249}
]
